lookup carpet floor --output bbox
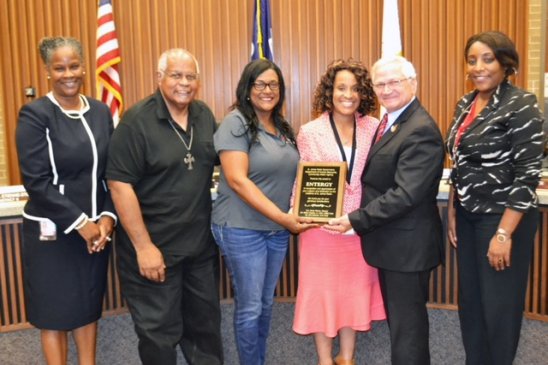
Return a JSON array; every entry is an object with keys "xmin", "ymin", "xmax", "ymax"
[{"xmin": 1, "ymin": 302, "xmax": 547, "ymax": 364}]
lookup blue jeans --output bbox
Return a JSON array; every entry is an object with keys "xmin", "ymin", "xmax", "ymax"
[{"xmin": 211, "ymin": 224, "xmax": 289, "ymax": 365}]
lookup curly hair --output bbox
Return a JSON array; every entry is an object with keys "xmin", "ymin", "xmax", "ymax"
[
  {"xmin": 312, "ymin": 59, "xmax": 376, "ymax": 118},
  {"xmin": 231, "ymin": 59, "xmax": 295, "ymax": 144}
]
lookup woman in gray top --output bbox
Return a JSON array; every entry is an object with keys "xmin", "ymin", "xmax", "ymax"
[{"xmin": 212, "ymin": 59, "xmax": 315, "ymax": 365}]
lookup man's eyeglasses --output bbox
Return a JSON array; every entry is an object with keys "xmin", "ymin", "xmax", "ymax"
[
  {"xmin": 165, "ymin": 72, "xmax": 199, "ymax": 82},
  {"xmin": 253, "ymin": 81, "xmax": 280, "ymax": 91},
  {"xmin": 372, "ymin": 77, "xmax": 411, "ymax": 91}
]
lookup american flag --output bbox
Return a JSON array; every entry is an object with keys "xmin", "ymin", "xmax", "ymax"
[
  {"xmin": 251, "ymin": 0, "xmax": 274, "ymax": 61},
  {"xmin": 96, "ymin": 0, "xmax": 123, "ymax": 126}
]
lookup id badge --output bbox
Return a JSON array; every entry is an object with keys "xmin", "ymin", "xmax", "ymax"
[{"xmin": 39, "ymin": 220, "xmax": 57, "ymax": 241}]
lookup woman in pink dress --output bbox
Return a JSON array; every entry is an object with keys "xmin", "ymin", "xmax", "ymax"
[{"xmin": 293, "ymin": 59, "xmax": 386, "ymax": 365}]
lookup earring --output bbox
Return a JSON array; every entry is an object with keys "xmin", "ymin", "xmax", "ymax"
[
  {"xmin": 82, "ymin": 71, "xmax": 86, "ymax": 75},
  {"xmin": 246, "ymin": 97, "xmax": 250, "ymax": 101},
  {"xmin": 512, "ymin": 67, "xmax": 518, "ymax": 76},
  {"xmin": 47, "ymin": 75, "xmax": 51, "ymax": 80}
]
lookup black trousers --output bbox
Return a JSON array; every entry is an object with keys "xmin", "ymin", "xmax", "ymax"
[
  {"xmin": 117, "ymin": 244, "xmax": 223, "ymax": 365},
  {"xmin": 378, "ymin": 268, "xmax": 432, "ymax": 365},
  {"xmin": 456, "ymin": 204, "xmax": 537, "ymax": 365}
]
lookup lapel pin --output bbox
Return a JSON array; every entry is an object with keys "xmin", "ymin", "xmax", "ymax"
[{"xmin": 391, "ymin": 125, "xmax": 398, "ymax": 133}]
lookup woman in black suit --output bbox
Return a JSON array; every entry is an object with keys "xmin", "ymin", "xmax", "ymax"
[
  {"xmin": 15, "ymin": 37, "xmax": 116, "ymax": 365},
  {"xmin": 446, "ymin": 31, "xmax": 544, "ymax": 365}
]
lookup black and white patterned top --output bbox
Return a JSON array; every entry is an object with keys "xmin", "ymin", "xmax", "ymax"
[{"xmin": 446, "ymin": 81, "xmax": 545, "ymax": 213}]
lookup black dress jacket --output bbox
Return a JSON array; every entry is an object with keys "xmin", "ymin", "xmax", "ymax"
[
  {"xmin": 16, "ymin": 94, "xmax": 115, "ymax": 233},
  {"xmin": 446, "ymin": 81, "xmax": 544, "ymax": 214},
  {"xmin": 349, "ymin": 98, "xmax": 445, "ymax": 272}
]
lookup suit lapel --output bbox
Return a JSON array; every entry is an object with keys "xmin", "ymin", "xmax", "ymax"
[{"xmin": 365, "ymin": 99, "xmax": 421, "ymax": 166}]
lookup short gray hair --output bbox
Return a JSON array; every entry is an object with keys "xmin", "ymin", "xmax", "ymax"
[
  {"xmin": 371, "ymin": 56, "xmax": 417, "ymax": 82},
  {"xmin": 38, "ymin": 37, "xmax": 84, "ymax": 66},
  {"xmin": 157, "ymin": 48, "xmax": 200, "ymax": 74}
]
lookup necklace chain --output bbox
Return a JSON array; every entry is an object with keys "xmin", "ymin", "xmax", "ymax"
[
  {"xmin": 167, "ymin": 118, "xmax": 195, "ymax": 170},
  {"xmin": 168, "ymin": 118, "xmax": 193, "ymax": 150}
]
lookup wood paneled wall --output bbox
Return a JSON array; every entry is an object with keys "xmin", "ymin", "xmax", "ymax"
[{"xmin": 0, "ymin": 0, "xmax": 530, "ymax": 184}]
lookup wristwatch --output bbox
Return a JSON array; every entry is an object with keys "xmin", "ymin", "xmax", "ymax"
[{"xmin": 496, "ymin": 228, "xmax": 510, "ymax": 243}]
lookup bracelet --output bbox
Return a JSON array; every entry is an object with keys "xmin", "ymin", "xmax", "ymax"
[
  {"xmin": 74, "ymin": 216, "xmax": 89, "ymax": 230},
  {"xmin": 496, "ymin": 228, "xmax": 510, "ymax": 243}
]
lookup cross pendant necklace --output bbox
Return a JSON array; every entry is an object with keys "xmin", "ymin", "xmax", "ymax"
[
  {"xmin": 184, "ymin": 152, "xmax": 195, "ymax": 170},
  {"xmin": 168, "ymin": 118, "xmax": 194, "ymax": 170}
]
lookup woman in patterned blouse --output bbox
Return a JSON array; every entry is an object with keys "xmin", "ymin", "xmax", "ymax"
[{"xmin": 446, "ymin": 31, "xmax": 544, "ymax": 365}]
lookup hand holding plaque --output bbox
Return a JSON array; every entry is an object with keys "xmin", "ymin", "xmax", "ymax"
[{"xmin": 293, "ymin": 162, "xmax": 346, "ymax": 222}]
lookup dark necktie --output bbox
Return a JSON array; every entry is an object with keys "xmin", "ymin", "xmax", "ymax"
[{"xmin": 375, "ymin": 113, "xmax": 388, "ymax": 144}]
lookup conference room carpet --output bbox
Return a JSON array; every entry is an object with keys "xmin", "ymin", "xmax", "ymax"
[{"xmin": 1, "ymin": 302, "xmax": 548, "ymax": 364}]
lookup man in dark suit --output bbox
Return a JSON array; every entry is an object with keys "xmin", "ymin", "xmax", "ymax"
[{"xmin": 327, "ymin": 56, "xmax": 445, "ymax": 364}]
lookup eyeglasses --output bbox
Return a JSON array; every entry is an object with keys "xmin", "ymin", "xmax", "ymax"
[
  {"xmin": 372, "ymin": 77, "xmax": 411, "ymax": 91},
  {"xmin": 253, "ymin": 81, "xmax": 280, "ymax": 91},
  {"xmin": 165, "ymin": 72, "xmax": 199, "ymax": 82}
]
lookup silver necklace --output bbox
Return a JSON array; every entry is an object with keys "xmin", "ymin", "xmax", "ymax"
[{"xmin": 167, "ymin": 118, "xmax": 194, "ymax": 170}]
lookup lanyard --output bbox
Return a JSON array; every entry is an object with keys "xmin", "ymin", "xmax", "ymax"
[{"xmin": 329, "ymin": 113, "xmax": 356, "ymax": 184}]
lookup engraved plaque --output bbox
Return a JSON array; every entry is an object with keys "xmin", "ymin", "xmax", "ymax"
[{"xmin": 294, "ymin": 162, "xmax": 346, "ymax": 222}]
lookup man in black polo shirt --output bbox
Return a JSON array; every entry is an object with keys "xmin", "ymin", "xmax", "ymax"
[{"xmin": 107, "ymin": 49, "xmax": 222, "ymax": 365}]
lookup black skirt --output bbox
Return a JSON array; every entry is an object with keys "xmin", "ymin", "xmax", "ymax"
[{"xmin": 21, "ymin": 218, "xmax": 110, "ymax": 330}]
